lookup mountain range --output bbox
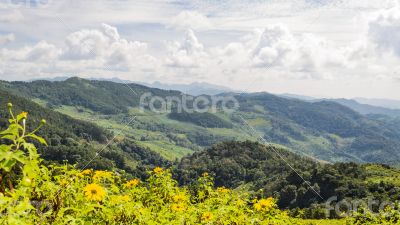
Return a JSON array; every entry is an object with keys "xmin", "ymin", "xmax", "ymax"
[{"xmin": 0, "ymin": 77, "xmax": 400, "ymax": 166}]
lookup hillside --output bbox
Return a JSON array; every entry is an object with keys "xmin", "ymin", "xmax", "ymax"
[
  {"xmin": 140, "ymin": 81, "xmax": 235, "ymax": 96},
  {"xmin": 0, "ymin": 77, "xmax": 181, "ymax": 114},
  {"xmin": 326, "ymin": 99, "xmax": 400, "ymax": 118},
  {"xmin": 1, "ymin": 78, "xmax": 400, "ymax": 165},
  {"xmin": 234, "ymin": 93, "xmax": 400, "ymax": 164},
  {"xmin": 0, "ymin": 89, "xmax": 170, "ymax": 176},
  {"xmin": 176, "ymin": 141, "xmax": 400, "ymax": 217}
]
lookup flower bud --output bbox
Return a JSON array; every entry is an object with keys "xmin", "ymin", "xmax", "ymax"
[
  {"xmin": 20, "ymin": 111, "xmax": 28, "ymax": 119},
  {"xmin": 7, "ymin": 103, "xmax": 12, "ymax": 109},
  {"xmin": 40, "ymin": 119, "xmax": 47, "ymax": 125}
]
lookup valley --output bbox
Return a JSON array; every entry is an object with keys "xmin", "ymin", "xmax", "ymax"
[{"xmin": 1, "ymin": 77, "xmax": 400, "ymax": 166}]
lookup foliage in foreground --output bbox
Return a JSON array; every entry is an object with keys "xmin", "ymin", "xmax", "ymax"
[{"xmin": 0, "ymin": 104, "xmax": 399, "ymax": 224}]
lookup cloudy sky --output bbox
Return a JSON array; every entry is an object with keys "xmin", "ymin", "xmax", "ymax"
[{"xmin": 0, "ymin": 0, "xmax": 400, "ymax": 99}]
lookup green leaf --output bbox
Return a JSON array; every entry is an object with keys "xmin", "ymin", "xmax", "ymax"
[
  {"xmin": 0, "ymin": 144, "xmax": 12, "ymax": 152},
  {"xmin": 0, "ymin": 124, "xmax": 19, "ymax": 136},
  {"xmin": 1, "ymin": 134, "xmax": 17, "ymax": 141},
  {"xmin": 0, "ymin": 159, "xmax": 16, "ymax": 172},
  {"xmin": 22, "ymin": 143, "xmax": 39, "ymax": 159},
  {"xmin": 26, "ymin": 134, "xmax": 48, "ymax": 146}
]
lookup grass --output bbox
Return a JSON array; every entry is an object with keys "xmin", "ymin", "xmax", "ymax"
[
  {"xmin": 364, "ymin": 164, "xmax": 400, "ymax": 186},
  {"xmin": 247, "ymin": 117, "xmax": 271, "ymax": 127},
  {"xmin": 31, "ymin": 98, "xmax": 49, "ymax": 107},
  {"xmin": 137, "ymin": 140, "xmax": 194, "ymax": 160}
]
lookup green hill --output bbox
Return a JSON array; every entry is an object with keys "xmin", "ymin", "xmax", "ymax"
[
  {"xmin": 176, "ymin": 141, "xmax": 400, "ymax": 218},
  {"xmin": 0, "ymin": 89, "xmax": 170, "ymax": 177},
  {"xmin": 1, "ymin": 77, "xmax": 400, "ymax": 165}
]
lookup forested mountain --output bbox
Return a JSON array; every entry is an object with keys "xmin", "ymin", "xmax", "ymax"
[
  {"xmin": 325, "ymin": 99, "xmax": 400, "ymax": 118},
  {"xmin": 355, "ymin": 97, "xmax": 400, "ymax": 110},
  {"xmin": 1, "ymin": 77, "xmax": 400, "ymax": 165},
  {"xmin": 0, "ymin": 77, "xmax": 180, "ymax": 114},
  {"xmin": 280, "ymin": 94, "xmax": 400, "ymax": 118},
  {"xmin": 139, "ymin": 81, "xmax": 234, "ymax": 96},
  {"xmin": 0, "ymin": 89, "xmax": 170, "ymax": 177},
  {"xmin": 234, "ymin": 93, "xmax": 400, "ymax": 164},
  {"xmin": 177, "ymin": 141, "xmax": 400, "ymax": 218}
]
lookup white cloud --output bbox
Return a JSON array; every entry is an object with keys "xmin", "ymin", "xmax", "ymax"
[
  {"xmin": 1, "ymin": 41, "xmax": 59, "ymax": 61},
  {"xmin": 168, "ymin": 11, "xmax": 211, "ymax": 30},
  {"xmin": 0, "ymin": 9, "xmax": 23, "ymax": 22},
  {"xmin": 251, "ymin": 26, "xmax": 349, "ymax": 79},
  {"xmin": 0, "ymin": 24, "xmax": 157, "ymax": 80},
  {"xmin": 61, "ymin": 23, "xmax": 156, "ymax": 71},
  {"xmin": 0, "ymin": 33, "xmax": 15, "ymax": 44},
  {"xmin": 166, "ymin": 29, "xmax": 208, "ymax": 67},
  {"xmin": 367, "ymin": 4, "xmax": 400, "ymax": 56},
  {"xmin": 165, "ymin": 25, "xmax": 350, "ymax": 80}
]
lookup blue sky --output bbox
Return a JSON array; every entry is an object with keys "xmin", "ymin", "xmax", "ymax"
[{"xmin": 0, "ymin": 0, "xmax": 400, "ymax": 99}]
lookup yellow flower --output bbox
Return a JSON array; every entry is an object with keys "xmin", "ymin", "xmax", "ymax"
[
  {"xmin": 138, "ymin": 207, "xmax": 145, "ymax": 215},
  {"xmin": 111, "ymin": 195, "xmax": 131, "ymax": 205},
  {"xmin": 202, "ymin": 172, "xmax": 209, "ymax": 177},
  {"xmin": 171, "ymin": 203, "xmax": 185, "ymax": 212},
  {"xmin": 80, "ymin": 169, "xmax": 92, "ymax": 176},
  {"xmin": 153, "ymin": 167, "xmax": 163, "ymax": 174},
  {"xmin": 217, "ymin": 187, "xmax": 229, "ymax": 194},
  {"xmin": 126, "ymin": 179, "xmax": 140, "ymax": 188},
  {"xmin": 20, "ymin": 111, "xmax": 28, "ymax": 119},
  {"xmin": 254, "ymin": 197, "xmax": 275, "ymax": 212},
  {"xmin": 59, "ymin": 179, "xmax": 68, "ymax": 186},
  {"xmin": 84, "ymin": 183, "xmax": 106, "ymax": 201},
  {"xmin": 201, "ymin": 212, "xmax": 214, "ymax": 222},
  {"xmin": 172, "ymin": 193, "xmax": 187, "ymax": 202},
  {"xmin": 93, "ymin": 170, "xmax": 113, "ymax": 180},
  {"xmin": 119, "ymin": 195, "xmax": 130, "ymax": 201}
]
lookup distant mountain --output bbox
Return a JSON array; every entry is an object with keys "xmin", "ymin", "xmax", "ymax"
[
  {"xmin": 139, "ymin": 81, "xmax": 235, "ymax": 96},
  {"xmin": 278, "ymin": 94, "xmax": 400, "ymax": 117},
  {"xmin": 29, "ymin": 76, "xmax": 70, "ymax": 82},
  {"xmin": 328, "ymin": 99, "xmax": 400, "ymax": 118},
  {"xmin": 278, "ymin": 93, "xmax": 317, "ymax": 101},
  {"xmin": 2, "ymin": 77, "xmax": 400, "ymax": 165},
  {"xmin": 32, "ymin": 76, "xmax": 134, "ymax": 84},
  {"xmin": 354, "ymin": 97, "xmax": 400, "ymax": 110},
  {"xmin": 33, "ymin": 76, "xmax": 235, "ymax": 96}
]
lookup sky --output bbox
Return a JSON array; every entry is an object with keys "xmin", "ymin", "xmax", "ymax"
[{"xmin": 0, "ymin": 0, "xmax": 400, "ymax": 99}]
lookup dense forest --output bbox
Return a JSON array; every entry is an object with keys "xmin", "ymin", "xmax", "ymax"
[{"xmin": 177, "ymin": 141, "xmax": 400, "ymax": 218}]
